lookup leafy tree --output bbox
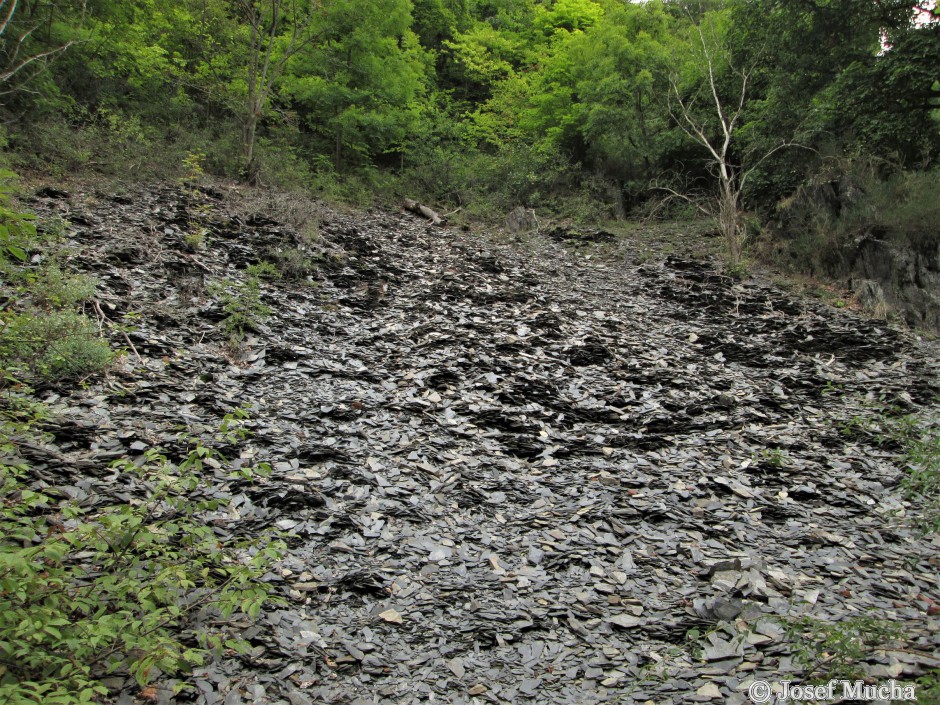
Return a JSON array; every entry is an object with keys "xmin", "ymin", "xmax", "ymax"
[
  {"xmin": 442, "ymin": 14, "xmax": 528, "ymax": 103},
  {"xmin": 726, "ymin": 0, "xmax": 939, "ymax": 203},
  {"xmin": 564, "ymin": 2, "xmax": 677, "ymax": 197},
  {"xmin": 234, "ymin": 0, "xmax": 321, "ymax": 183},
  {"xmin": 282, "ymin": 0, "xmax": 429, "ymax": 170},
  {"xmin": 411, "ymin": 0, "xmax": 472, "ymax": 51},
  {"xmin": 819, "ymin": 22, "xmax": 940, "ymax": 166}
]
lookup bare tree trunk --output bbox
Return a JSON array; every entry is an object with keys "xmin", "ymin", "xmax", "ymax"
[
  {"xmin": 243, "ymin": 108, "xmax": 260, "ymax": 185},
  {"xmin": 334, "ymin": 125, "xmax": 342, "ymax": 172},
  {"xmin": 667, "ymin": 16, "xmax": 805, "ymax": 269}
]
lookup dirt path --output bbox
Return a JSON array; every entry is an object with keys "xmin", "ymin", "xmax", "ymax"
[{"xmin": 27, "ymin": 184, "xmax": 940, "ymax": 705}]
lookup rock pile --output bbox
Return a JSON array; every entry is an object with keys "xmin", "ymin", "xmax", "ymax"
[{"xmin": 24, "ymin": 184, "xmax": 940, "ymax": 705}]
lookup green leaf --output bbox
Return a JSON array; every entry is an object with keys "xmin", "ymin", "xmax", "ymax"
[{"xmin": 5, "ymin": 245, "xmax": 27, "ymax": 262}]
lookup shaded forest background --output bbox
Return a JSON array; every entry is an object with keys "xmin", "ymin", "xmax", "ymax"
[{"xmin": 1, "ymin": 0, "xmax": 938, "ymax": 273}]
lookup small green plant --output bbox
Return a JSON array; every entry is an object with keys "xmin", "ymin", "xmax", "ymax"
[
  {"xmin": 180, "ymin": 152, "xmax": 211, "ymax": 252},
  {"xmin": 883, "ymin": 411, "xmax": 940, "ymax": 532},
  {"xmin": 725, "ymin": 258, "xmax": 751, "ymax": 280},
  {"xmin": 917, "ymin": 669, "xmax": 940, "ymax": 703},
  {"xmin": 0, "ymin": 170, "xmax": 37, "ymax": 263},
  {"xmin": 264, "ymin": 246, "xmax": 315, "ymax": 280},
  {"xmin": 214, "ymin": 269, "xmax": 272, "ymax": 344},
  {"xmin": 0, "ymin": 310, "xmax": 113, "ymax": 383},
  {"xmin": 0, "ymin": 408, "xmax": 283, "ymax": 704},
  {"xmin": 246, "ymin": 262, "xmax": 279, "ymax": 280},
  {"xmin": 832, "ymin": 400, "xmax": 939, "ymax": 532},
  {"xmin": 839, "ymin": 412, "xmax": 875, "ymax": 441},
  {"xmin": 180, "ymin": 151, "xmax": 206, "ymax": 189},
  {"xmin": 760, "ymin": 447, "xmax": 788, "ymax": 468},
  {"xmin": 684, "ymin": 627, "xmax": 707, "ymax": 660},
  {"xmin": 184, "ymin": 230, "xmax": 206, "ymax": 251},
  {"xmin": 0, "ymin": 172, "xmax": 112, "ymax": 388},
  {"xmin": 784, "ymin": 614, "xmax": 904, "ymax": 681},
  {"xmin": 29, "ymin": 265, "xmax": 97, "ymax": 310}
]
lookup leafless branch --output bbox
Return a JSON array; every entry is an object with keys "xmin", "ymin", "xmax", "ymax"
[
  {"xmin": 0, "ymin": 39, "xmax": 73, "ymax": 86},
  {"xmin": 0, "ymin": 0, "xmax": 18, "ymax": 39},
  {"xmin": 0, "ymin": 0, "xmax": 84, "ymax": 97},
  {"xmin": 665, "ymin": 13, "xmax": 807, "ymax": 266}
]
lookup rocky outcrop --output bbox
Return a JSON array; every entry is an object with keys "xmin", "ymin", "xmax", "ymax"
[{"xmin": 847, "ymin": 235, "xmax": 940, "ymax": 332}]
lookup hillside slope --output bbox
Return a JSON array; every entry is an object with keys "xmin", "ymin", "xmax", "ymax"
[{"xmin": 22, "ymin": 183, "xmax": 940, "ymax": 705}]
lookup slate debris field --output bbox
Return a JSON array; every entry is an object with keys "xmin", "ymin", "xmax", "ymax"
[{"xmin": 25, "ymin": 185, "xmax": 940, "ymax": 704}]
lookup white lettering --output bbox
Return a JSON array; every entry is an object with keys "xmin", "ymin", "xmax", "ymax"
[
  {"xmin": 840, "ymin": 680, "xmax": 916, "ymax": 702},
  {"xmin": 842, "ymin": 681, "xmax": 864, "ymax": 699}
]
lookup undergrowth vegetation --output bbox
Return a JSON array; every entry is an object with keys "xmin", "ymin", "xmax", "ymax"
[
  {"xmin": 213, "ymin": 263, "xmax": 277, "ymax": 347},
  {"xmin": 783, "ymin": 615, "xmax": 904, "ymax": 682},
  {"xmin": 889, "ymin": 412, "xmax": 940, "ymax": 533},
  {"xmin": 0, "ymin": 182, "xmax": 285, "ymax": 703},
  {"xmin": 769, "ymin": 160, "xmax": 940, "ymax": 278},
  {"xmin": 0, "ymin": 409, "xmax": 284, "ymax": 704},
  {"xmin": 836, "ymin": 394, "xmax": 940, "ymax": 533},
  {"xmin": 0, "ymin": 172, "xmax": 112, "ymax": 385}
]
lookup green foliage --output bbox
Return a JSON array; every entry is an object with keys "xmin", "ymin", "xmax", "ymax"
[
  {"xmin": 12, "ymin": 107, "xmax": 156, "ymax": 178},
  {"xmin": 759, "ymin": 447, "xmax": 787, "ymax": 468},
  {"xmin": 884, "ymin": 411, "xmax": 940, "ymax": 533},
  {"xmin": 0, "ymin": 171, "xmax": 36, "ymax": 263},
  {"xmin": 180, "ymin": 150, "xmax": 206, "ymax": 188},
  {"xmin": 264, "ymin": 247, "xmax": 316, "ymax": 281},
  {"xmin": 282, "ymin": 0, "xmax": 431, "ymax": 170},
  {"xmin": 0, "ymin": 180, "xmax": 112, "ymax": 385},
  {"xmin": 180, "ymin": 151, "xmax": 211, "ymax": 251},
  {"xmin": 0, "ymin": 409, "xmax": 283, "ymax": 704},
  {"xmin": 784, "ymin": 615, "xmax": 904, "ymax": 681},
  {"xmin": 214, "ymin": 269, "xmax": 273, "ymax": 342},
  {"xmin": 1, "ymin": 0, "xmax": 937, "ymax": 235},
  {"xmin": 832, "ymin": 397, "xmax": 940, "ymax": 533},
  {"xmin": 0, "ymin": 311, "xmax": 113, "ymax": 383},
  {"xmin": 30, "ymin": 266, "xmax": 97, "ymax": 310},
  {"xmin": 724, "ymin": 258, "xmax": 751, "ymax": 281},
  {"xmin": 918, "ymin": 669, "xmax": 940, "ymax": 703}
]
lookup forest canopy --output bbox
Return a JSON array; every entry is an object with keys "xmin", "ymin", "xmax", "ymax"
[{"xmin": 1, "ymin": 0, "xmax": 937, "ymax": 257}]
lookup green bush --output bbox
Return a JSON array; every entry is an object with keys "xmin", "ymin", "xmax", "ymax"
[
  {"xmin": 0, "ymin": 311, "xmax": 113, "ymax": 382},
  {"xmin": 0, "ymin": 409, "xmax": 283, "ymax": 704},
  {"xmin": 0, "ymin": 170, "xmax": 37, "ymax": 263},
  {"xmin": 253, "ymin": 130, "xmax": 316, "ymax": 191},
  {"xmin": 885, "ymin": 411, "xmax": 940, "ymax": 533},
  {"xmin": 398, "ymin": 139, "xmax": 589, "ymax": 223},
  {"xmin": 785, "ymin": 614, "xmax": 904, "ymax": 681},
  {"xmin": 30, "ymin": 266, "xmax": 97, "ymax": 310},
  {"xmin": 0, "ymin": 177, "xmax": 112, "ymax": 385},
  {"xmin": 215, "ymin": 269, "xmax": 273, "ymax": 343},
  {"xmin": 264, "ymin": 247, "xmax": 316, "ymax": 281},
  {"xmin": 772, "ymin": 160, "xmax": 940, "ymax": 275}
]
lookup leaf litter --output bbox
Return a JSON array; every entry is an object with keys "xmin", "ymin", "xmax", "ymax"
[{"xmin": 22, "ymin": 184, "xmax": 940, "ymax": 704}]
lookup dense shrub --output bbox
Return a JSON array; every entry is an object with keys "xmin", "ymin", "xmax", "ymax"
[
  {"xmin": 0, "ymin": 411, "xmax": 283, "ymax": 704},
  {"xmin": 0, "ymin": 310, "xmax": 113, "ymax": 382},
  {"xmin": 770, "ymin": 161, "xmax": 940, "ymax": 275}
]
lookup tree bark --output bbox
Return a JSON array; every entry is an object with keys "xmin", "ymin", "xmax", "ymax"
[{"xmin": 403, "ymin": 198, "xmax": 444, "ymax": 225}]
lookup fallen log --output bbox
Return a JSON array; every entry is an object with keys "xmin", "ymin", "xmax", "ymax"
[{"xmin": 403, "ymin": 198, "xmax": 444, "ymax": 226}]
